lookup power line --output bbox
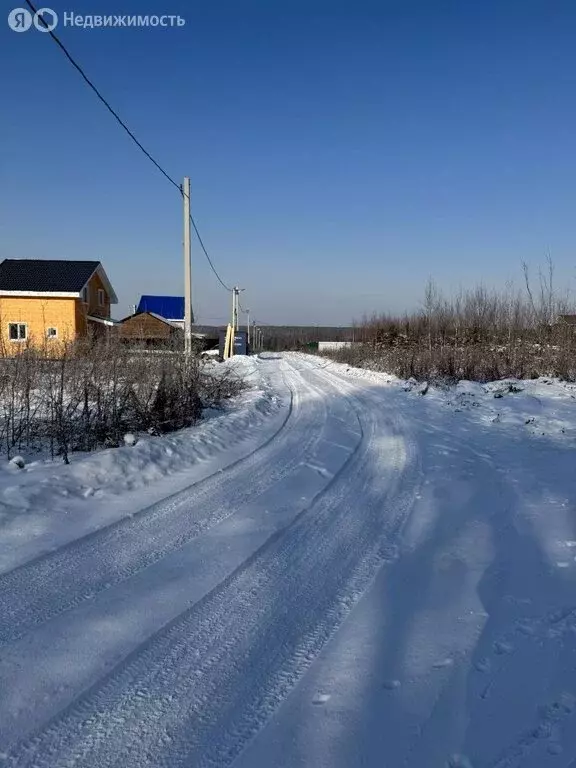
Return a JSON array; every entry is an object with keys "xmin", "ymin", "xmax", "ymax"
[
  {"xmin": 24, "ymin": 0, "xmax": 180, "ymax": 193},
  {"xmin": 25, "ymin": 0, "xmax": 232, "ymax": 293},
  {"xmin": 189, "ymin": 215, "xmax": 232, "ymax": 291}
]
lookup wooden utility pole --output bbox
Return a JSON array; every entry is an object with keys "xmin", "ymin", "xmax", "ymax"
[
  {"xmin": 182, "ymin": 177, "xmax": 193, "ymax": 356},
  {"xmin": 230, "ymin": 288, "xmax": 236, "ymax": 356}
]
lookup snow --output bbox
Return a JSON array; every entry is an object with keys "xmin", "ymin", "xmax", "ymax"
[
  {"xmin": 0, "ymin": 354, "xmax": 287, "ymax": 573},
  {"xmin": 0, "ymin": 352, "xmax": 575, "ymax": 768}
]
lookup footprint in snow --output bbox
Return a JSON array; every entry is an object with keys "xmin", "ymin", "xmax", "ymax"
[
  {"xmin": 479, "ymin": 681, "xmax": 494, "ymax": 700},
  {"xmin": 446, "ymin": 754, "xmax": 474, "ymax": 768},
  {"xmin": 312, "ymin": 692, "xmax": 331, "ymax": 705},
  {"xmin": 382, "ymin": 679, "xmax": 401, "ymax": 690},
  {"xmin": 493, "ymin": 639, "xmax": 515, "ymax": 655},
  {"xmin": 433, "ymin": 658, "xmax": 454, "ymax": 669},
  {"xmin": 515, "ymin": 619, "xmax": 537, "ymax": 636},
  {"xmin": 474, "ymin": 657, "xmax": 491, "ymax": 674}
]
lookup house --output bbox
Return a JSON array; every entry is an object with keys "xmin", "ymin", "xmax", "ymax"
[
  {"xmin": 136, "ymin": 295, "xmax": 187, "ymax": 327},
  {"xmin": 131, "ymin": 297, "xmax": 223, "ymax": 349},
  {"xmin": 0, "ymin": 259, "xmax": 118, "ymax": 353},
  {"xmin": 117, "ymin": 313, "xmax": 226, "ymax": 351},
  {"xmin": 117, "ymin": 311, "xmax": 183, "ymax": 348}
]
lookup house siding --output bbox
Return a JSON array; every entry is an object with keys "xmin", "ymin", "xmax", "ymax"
[
  {"xmin": 0, "ymin": 296, "xmax": 78, "ymax": 354},
  {"xmin": 118, "ymin": 312, "xmax": 178, "ymax": 341},
  {"xmin": 85, "ymin": 271, "xmax": 111, "ymax": 318}
]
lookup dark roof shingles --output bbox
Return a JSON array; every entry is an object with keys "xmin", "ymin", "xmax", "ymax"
[{"xmin": 0, "ymin": 259, "xmax": 99, "ymax": 293}]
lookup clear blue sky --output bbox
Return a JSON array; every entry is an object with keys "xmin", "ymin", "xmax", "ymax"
[{"xmin": 2, "ymin": 0, "xmax": 575, "ymax": 325}]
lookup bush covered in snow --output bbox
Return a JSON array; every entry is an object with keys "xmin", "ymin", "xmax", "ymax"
[{"xmin": 0, "ymin": 339, "xmax": 247, "ymax": 463}]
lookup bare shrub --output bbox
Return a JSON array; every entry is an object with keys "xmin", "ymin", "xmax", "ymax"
[
  {"xmin": 0, "ymin": 338, "xmax": 246, "ymax": 461},
  {"xmin": 322, "ymin": 263, "xmax": 576, "ymax": 383}
]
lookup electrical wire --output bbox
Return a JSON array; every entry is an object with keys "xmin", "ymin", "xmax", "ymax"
[
  {"xmin": 189, "ymin": 215, "xmax": 232, "ymax": 291},
  {"xmin": 25, "ymin": 0, "xmax": 232, "ymax": 293}
]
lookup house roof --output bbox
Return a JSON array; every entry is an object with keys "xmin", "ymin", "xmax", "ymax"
[
  {"xmin": 147, "ymin": 312, "xmax": 183, "ymax": 330},
  {"xmin": 0, "ymin": 259, "xmax": 118, "ymax": 303},
  {"xmin": 87, "ymin": 315, "xmax": 119, "ymax": 327},
  {"xmin": 137, "ymin": 295, "xmax": 185, "ymax": 320},
  {"xmin": 118, "ymin": 311, "xmax": 182, "ymax": 329}
]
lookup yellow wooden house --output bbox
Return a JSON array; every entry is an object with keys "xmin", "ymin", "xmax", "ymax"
[{"xmin": 0, "ymin": 259, "xmax": 118, "ymax": 354}]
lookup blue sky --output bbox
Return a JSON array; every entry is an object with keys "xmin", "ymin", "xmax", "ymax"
[{"xmin": 2, "ymin": 0, "xmax": 575, "ymax": 325}]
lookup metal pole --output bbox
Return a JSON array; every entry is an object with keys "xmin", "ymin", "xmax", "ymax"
[
  {"xmin": 246, "ymin": 309, "xmax": 250, "ymax": 344},
  {"xmin": 183, "ymin": 177, "xmax": 192, "ymax": 356}
]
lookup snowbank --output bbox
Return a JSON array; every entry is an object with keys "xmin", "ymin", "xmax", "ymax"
[
  {"xmin": 0, "ymin": 356, "xmax": 287, "ymax": 571},
  {"xmin": 288, "ymin": 352, "xmax": 576, "ymax": 444}
]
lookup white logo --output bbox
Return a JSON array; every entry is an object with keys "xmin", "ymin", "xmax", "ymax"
[
  {"xmin": 33, "ymin": 7, "xmax": 58, "ymax": 31},
  {"xmin": 7, "ymin": 6, "xmax": 57, "ymax": 32},
  {"xmin": 7, "ymin": 7, "xmax": 32, "ymax": 31}
]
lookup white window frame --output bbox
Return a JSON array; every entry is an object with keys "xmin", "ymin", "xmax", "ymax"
[
  {"xmin": 46, "ymin": 327, "xmax": 58, "ymax": 339},
  {"xmin": 98, "ymin": 288, "xmax": 105, "ymax": 307},
  {"xmin": 8, "ymin": 323, "xmax": 27, "ymax": 342},
  {"xmin": 82, "ymin": 285, "xmax": 89, "ymax": 304}
]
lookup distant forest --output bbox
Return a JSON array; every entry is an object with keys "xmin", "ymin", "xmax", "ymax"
[{"xmin": 259, "ymin": 326, "xmax": 354, "ymax": 351}]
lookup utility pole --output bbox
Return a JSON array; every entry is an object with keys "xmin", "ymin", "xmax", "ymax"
[
  {"xmin": 182, "ymin": 177, "xmax": 192, "ymax": 356},
  {"xmin": 230, "ymin": 288, "xmax": 236, "ymax": 357},
  {"xmin": 232, "ymin": 287, "xmax": 245, "ymax": 332},
  {"xmin": 246, "ymin": 308, "xmax": 250, "ymax": 344}
]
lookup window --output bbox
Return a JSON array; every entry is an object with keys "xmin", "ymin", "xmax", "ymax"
[
  {"xmin": 98, "ymin": 288, "xmax": 105, "ymax": 306},
  {"xmin": 82, "ymin": 286, "xmax": 88, "ymax": 303},
  {"xmin": 46, "ymin": 327, "xmax": 58, "ymax": 339},
  {"xmin": 8, "ymin": 323, "xmax": 27, "ymax": 341}
]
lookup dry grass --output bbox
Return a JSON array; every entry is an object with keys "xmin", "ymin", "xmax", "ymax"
[{"xmin": 324, "ymin": 263, "xmax": 576, "ymax": 383}]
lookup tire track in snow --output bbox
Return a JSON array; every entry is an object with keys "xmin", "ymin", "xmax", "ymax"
[
  {"xmin": 0, "ymin": 361, "xmax": 336, "ymax": 648},
  {"xmin": 3, "ymin": 363, "xmax": 420, "ymax": 768}
]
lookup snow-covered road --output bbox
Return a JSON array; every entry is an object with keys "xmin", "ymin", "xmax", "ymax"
[{"xmin": 1, "ymin": 354, "xmax": 575, "ymax": 767}]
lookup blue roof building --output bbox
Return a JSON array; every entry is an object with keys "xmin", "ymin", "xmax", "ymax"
[{"xmin": 136, "ymin": 295, "xmax": 187, "ymax": 321}]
